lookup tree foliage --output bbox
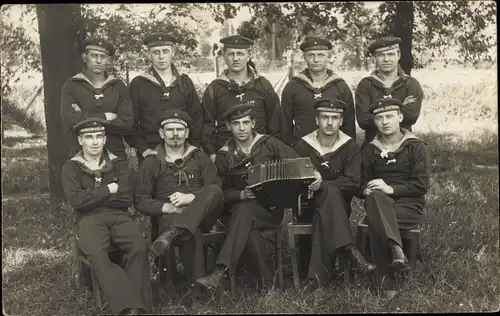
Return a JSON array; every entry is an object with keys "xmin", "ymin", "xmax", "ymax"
[
  {"xmin": 2, "ymin": 2, "xmax": 497, "ymax": 100},
  {"xmin": 232, "ymin": 1, "xmax": 496, "ymax": 71},
  {"xmin": 81, "ymin": 4, "xmax": 202, "ymax": 76},
  {"xmin": 234, "ymin": 3, "xmax": 365, "ymax": 59},
  {"xmin": 377, "ymin": 1, "xmax": 496, "ymax": 69},
  {"xmin": 1, "ymin": 5, "xmax": 41, "ymax": 98}
]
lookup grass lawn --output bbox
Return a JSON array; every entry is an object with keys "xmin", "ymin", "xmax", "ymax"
[
  {"xmin": 2, "ymin": 130, "xmax": 498, "ymax": 314},
  {"xmin": 2, "ymin": 67, "xmax": 499, "ymax": 314}
]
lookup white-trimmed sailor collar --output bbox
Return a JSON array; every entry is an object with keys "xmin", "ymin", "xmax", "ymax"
[
  {"xmin": 70, "ymin": 149, "xmax": 119, "ymax": 170},
  {"xmin": 294, "ymin": 69, "xmax": 341, "ymax": 89},
  {"xmin": 369, "ymin": 128, "xmax": 418, "ymax": 156},
  {"xmin": 136, "ymin": 70, "xmax": 182, "ymax": 87},
  {"xmin": 219, "ymin": 133, "xmax": 265, "ymax": 154},
  {"xmin": 72, "ymin": 73, "xmax": 117, "ymax": 88},
  {"xmin": 301, "ymin": 129, "xmax": 351, "ymax": 156},
  {"xmin": 369, "ymin": 64, "xmax": 408, "ymax": 86},
  {"xmin": 218, "ymin": 67, "xmax": 260, "ymax": 85},
  {"xmin": 163, "ymin": 144, "xmax": 198, "ymax": 163}
]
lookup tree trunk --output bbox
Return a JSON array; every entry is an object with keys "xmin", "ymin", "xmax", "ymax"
[
  {"xmin": 271, "ymin": 22, "xmax": 277, "ymax": 61},
  {"xmin": 355, "ymin": 42, "xmax": 362, "ymax": 70},
  {"xmin": 287, "ymin": 50, "xmax": 295, "ymax": 81},
  {"xmin": 36, "ymin": 4, "xmax": 84, "ymax": 201},
  {"xmin": 394, "ymin": 1, "xmax": 414, "ymax": 75}
]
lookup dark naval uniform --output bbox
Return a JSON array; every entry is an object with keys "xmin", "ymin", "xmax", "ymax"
[
  {"xmin": 126, "ymin": 34, "xmax": 202, "ymax": 161},
  {"xmin": 295, "ymin": 130, "xmax": 361, "ymax": 280},
  {"xmin": 60, "ymin": 39, "xmax": 133, "ymax": 159},
  {"xmin": 134, "ymin": 110, "xmax": 223, "ymax": 284},
  {"xmin": 214, "ymin": 131, "xmax": 298, "ymax": 281},
  {"xmin": 281, "ymin": 37, "xmax": 356, "ymax": 146},
  {"xmin": 61, "ymin": 119, "xmax": 151, "ymax": 314},
  {"xmin": 293, "ymin": 98, "xmax": 363, "ymax": 281},
  {"xmin": 201, "ymin": 35, "xmax": 282, "ymax": 156},
  {"xmin": 355, "ymin": 37, "xmax": 424, "ymax": 147},
  {"xmin": 361, "ymin": 99, "xmax": 430, "ymax": 289}
]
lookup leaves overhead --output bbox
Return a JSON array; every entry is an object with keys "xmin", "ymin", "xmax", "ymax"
[
  {"xmin": 2, "ymin": 2, "xmax": 498, "ymax": 99},
  {"xmin": 81, "ymin": 4, "xmax": 202, "ymax": 72},
  {"xmin": 1, "ymin": 5, "xmax": 41, "ymax": 98}
]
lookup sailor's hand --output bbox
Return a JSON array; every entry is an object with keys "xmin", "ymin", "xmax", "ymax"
[
  {"xmin": 169, "ymin": 192, "xmax": 195, "ymax": 207},
  {"xmin": 241, "ymin": 188, "xmax": 256, "ymax": 200},
  {"xmin": 309, "ymin": 170, "xmax": 322, "ymax": 191},
  {"xmin": 107, "ymin": 182, "xmax": 118, "ymax": 194},
  {"xmin": 161, "ymin": 203, "xmax": 183, "ymax": 214},
  {"xmin": 104, "ymin": 112, "xmax": 118, "ymax": 120}
]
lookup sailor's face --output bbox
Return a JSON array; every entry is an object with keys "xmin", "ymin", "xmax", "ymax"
[
  {"xmin": 374, "ymin": 110, "xmax": 403, "ymax": 135},
  {"xmin": 304, "ymin": 50, "xmax": 329, "ymax": 73},
  {"xmin": 83, "ymin": 50, "xmax": 110, "ymax": 75},
  {"xmin": 160, "ymin": 122, "xmax": 188, "ymax": 149},
  {"xmin": 149, "ymin": 45, "xmax": 174, "ymax": 70},
  {"xmin": 227, "ymin": 115, "xmax": 255, "ymax": 142},
  {"xmin": 316, "ymin": 112, "xmax": 343, "ymax": 136},
  {"xmin": 374, "ymin": 48, "xmax": 400, "ymax": 73},
  {"xmin": 223, "ymin": 48, "xmax": 250, "ymax": 73},
  {"xmin": 78, "ymin": 131, "xmax": 106, "ymax": 156}
]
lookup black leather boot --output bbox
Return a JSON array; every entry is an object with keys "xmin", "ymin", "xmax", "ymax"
[
  {"xmin": 150, "ymin": 226, "xmax": 184, "ymax": 257},
  {"xmin": 196, "ymin": 265, "xmax": 228, "ymax": 290},
  {"xmin": 346, "ymin": 245, "xmax": 376, "ymax": 274},
  {"xmin": 390, "ymin": 243, "xmax": 409, "ymax": 272}
]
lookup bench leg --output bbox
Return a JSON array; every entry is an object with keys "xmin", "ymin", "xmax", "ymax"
[
  {"xmin": 339, "ymin": 252, "xmax": 351, "ymax": 285},
  {"xmin": 165, "ymin": 250, "xmax": 177, "ymax": 295},
  {"xmin": 90, "ymin": 266, "xmax": 103, "ymax": 311},
  {"xmin": 276, "ymin": 231, "xmax": 283, "ymax": 290},
  {"xmin": 287, "ymin": 227, "xmax": 300, "ymax": 289},
  {"xmin": 229, "ymin": 269, "xmax": 236, "ymax": 294},
  {"xmin": 368, "ymin": 231, "xmax": 382, "ymax": 289},
  {"xmin": 356, "ymin": 226, "xmax": 365, "ymax": 257},
  {"xmin": 407, "ymin": 234, "xmax": 419, "ymax": 279}
]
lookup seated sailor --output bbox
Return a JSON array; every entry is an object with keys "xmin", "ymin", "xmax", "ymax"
[
  {"xmin": 134, "ymin": 109, "xmax": 224, "ymax": 285},
  {"xmin": 360, "ymin": 97, "xmax": 430, "ymax": 299},
  {"xmin": 196, "ymin": 102, "xmax": 300, "ymax": 290},
  {"xmin": 294, "ymin": 98, "xmax": 375, "ymax": 283},
  {"xmin": 61, "ymin": 117, "xmax": 151, "ymax": 315}
]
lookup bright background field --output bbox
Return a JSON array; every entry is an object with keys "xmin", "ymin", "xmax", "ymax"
[{"xmin": 1, "ymin": 66, "xmax": 498, "ymax": 314}]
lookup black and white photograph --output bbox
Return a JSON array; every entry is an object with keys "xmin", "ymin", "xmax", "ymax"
[{"xmin": 1, "ymin": 2, "xmax": 498, "ymax": 314}]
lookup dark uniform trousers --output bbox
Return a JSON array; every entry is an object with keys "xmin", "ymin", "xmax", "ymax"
[
  {"xmin": 157, "ymin": 184, "xmax": 224, "ymax": 283},
  {"xmin": 364, "ymin": 190, "xmax": 424, "ymax": 288},
  {"xmin": 300, "ymin": 185, "xmax": 354, "ymax": 281},
  {"xmin": 216, "ymin": 200, "xmax": 284, "ymax": 282},
  {"xmin": 76, "ymin": 209, "xmax": 152, "ymax": 314}
]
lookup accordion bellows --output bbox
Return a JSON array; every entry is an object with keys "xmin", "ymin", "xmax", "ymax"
[{"xmin": 247, "ymin": 157, "xmax": 316, "ymax": 211}]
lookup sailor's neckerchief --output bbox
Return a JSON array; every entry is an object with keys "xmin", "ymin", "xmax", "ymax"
[
  {"xmin": 369, "ymin": 128, "xmax": 419, "ymax": 162},
  {"xmin": 218, "ymin": 132, "xmax": 266, "ymax": 171},
  {"xmin": 153, "ymin": 142, "xmax": 198, "ymax": 186},
  {"xmin": 70, "ymin": 149, "xmax": 120, "ymax": 187},
  {"xmin": 301, "ymin": 129, "xmax": 352, "ymax": 157},
  {"xmin": 292, "ymin": 68, "xmax": 343, "ymax": 91}
]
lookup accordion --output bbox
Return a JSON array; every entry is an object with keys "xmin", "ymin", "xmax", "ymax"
[{"xmin": 246, "ymin": 157, "xmax": 316, "ymax": 212}]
